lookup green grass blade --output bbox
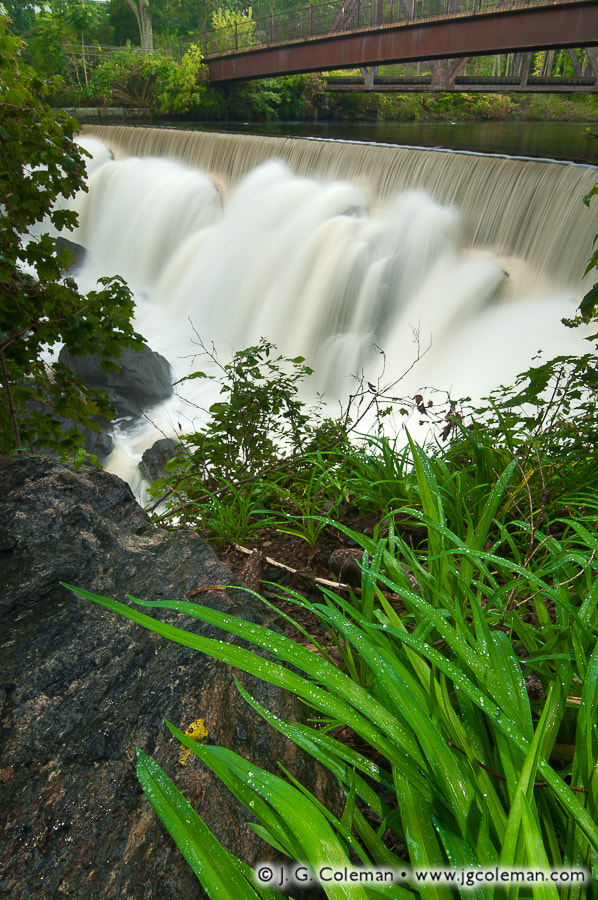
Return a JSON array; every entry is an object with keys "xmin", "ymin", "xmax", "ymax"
[
  {"xmin": 135, "ymin": 749, "xmax": 279, "ymax": 900},
  {"xmin": 393, "ymin": 772, "xmax": 453, "ymax": 900},
  {"xmin": 518, "ymin": 794, "xmax": 561, "ymax": 900},
  {"xmin": 406, "ymin": 434, "xmax": 453, "ymax": 604},
  {"xmin": 563, "ymin": 640, "xmax": 598, "ymax": 896},
  {"xmin": 188, "ymin": 744, "xmax": 372, "ymax": 900},
  {"xmin": 378, "ymin": 622, "xmax": 598, "ymax": 855},
  {"xmin": 499, "ymin": 686, "xmax": 556, "ymax": 875},
  {"xmin": 62, "ymin": 584, "xmax": 431, "ymax": 796}
]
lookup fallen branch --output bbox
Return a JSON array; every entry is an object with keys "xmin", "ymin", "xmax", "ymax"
[
  {"xmin": 231, "ymin": 544, "xmax": 409, "ymax": 607},
  {"xmin": 232, "ymin": 542, "xmax": 356, "ymax": 593}
]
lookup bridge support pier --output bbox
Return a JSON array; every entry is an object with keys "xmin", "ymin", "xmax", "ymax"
[
  {"xmin": 519, "ymin": 52, "xmax": 532, "ymax": 89},
  {"xmin": 430, "ymin": 60, "xmax": 451, "ymax": 89},
  {"xmin": 359, "ymin": 65, "xmax": 378, "ymax": 88},
  {"xmin": 430, "ymin": 58, "xmax": 469, "ymax": 90}
]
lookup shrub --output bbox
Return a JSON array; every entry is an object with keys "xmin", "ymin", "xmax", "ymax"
[
  {"xmin": 87, "ymin": 46, "xmax": 176, "ymax": 109},
  {"xmin": 149, "ymin": 338, "xmax": 346, "ymax": 534}
]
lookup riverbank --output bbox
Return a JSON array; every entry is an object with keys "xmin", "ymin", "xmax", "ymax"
[
  {"xmin": 67, "ymin": 88, "xmax": 598, "ymax": 127},
  {"xmin": 334, "ymin": 90, "xmax": 598, "ymax": 123}
]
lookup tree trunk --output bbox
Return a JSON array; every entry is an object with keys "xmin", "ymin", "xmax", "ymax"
[
  {"xmin": 430, "ymin": 59, "xmax": 451, "ymax": 90},
  {"xmin": 125, "ymin": 0, "xmax": 154, "ymax": 51},
  {"xmin": 81, "ymin": 33, "xmax": 88, "ymax": 88}
]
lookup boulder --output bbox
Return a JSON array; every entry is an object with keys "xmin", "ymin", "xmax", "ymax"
[
  {"xmin": 56, "ymin": 236, "xmax": 87, "ymax": 273},
  {"xmin": 0, "ymin": 457, "xmax": 338, "ymax": 899},
  {"xmin": 59, "ymin": 344, "xmax": 173, "ymax": 419},
  {"xmin": 25, "ymin": 396, "xmax": 114, "ymax": 462},
  {"xmin": 139, "ymin": 437, "xmax": 180, "ymax": 484}
]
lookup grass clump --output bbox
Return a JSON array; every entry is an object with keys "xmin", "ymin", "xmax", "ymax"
[{"xmin": 66, "ymin": 436, "xmax": 598, "ymax": 896}]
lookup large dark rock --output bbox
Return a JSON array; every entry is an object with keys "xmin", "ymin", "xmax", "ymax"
[
  {"xmin": 59, "ymin": 344, "xmax": 173, "ymax": 419},
  {"xmin": 25, "ymin": 396, "xmax": 115, "ymax": 462},
  {"xmin": 0, "ymin": 457, "xmax": 337, "ymax": 900},
  {"xmin": 139, "ymin": 437, "xmax": 180, "ymax": 483},
  {"xmin": 56, "ymin": 236, "xmax": 87, "ymax": 274}
]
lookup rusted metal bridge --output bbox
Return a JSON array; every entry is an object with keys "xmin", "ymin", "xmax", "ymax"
[{"xmin": 200, "ymin": 0, "xmax": 598, "ymax": 91}]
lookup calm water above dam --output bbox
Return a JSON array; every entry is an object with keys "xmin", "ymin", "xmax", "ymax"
[{"xmin": 186, "ymin": 119, "xmax": 598, "ymax": 165}]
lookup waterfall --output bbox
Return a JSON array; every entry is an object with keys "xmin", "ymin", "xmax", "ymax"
[
  {"xmin": 73, "ymin": 126, "xmax": 597, "ymax": 485},
  {"xmin": 82, "ymin": 124, "xmax": 597, "ymax": 288}
]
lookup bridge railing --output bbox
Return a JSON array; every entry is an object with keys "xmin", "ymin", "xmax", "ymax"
[{"xmin": 192, "ymin": 0, "xmax": 552, "ymax": 57}]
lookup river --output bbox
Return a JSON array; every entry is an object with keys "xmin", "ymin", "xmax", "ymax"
[
  {"xmin": 185, "ymin": 119, "xmax": 598, "ymax": 165},
  {"xmin": 76, "ymin": 123, "xmax": 597, "ymax": 487}
]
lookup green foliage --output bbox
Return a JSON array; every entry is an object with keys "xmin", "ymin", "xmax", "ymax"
[
  {"xmin": 269, "ymin": 459, "xmax": 345, "ymax": 550},
  {"xmin": 0, "ymin": 14, "xmax": 144, "ymax": 454},
  {"xmin": 56, "ymin": 0, "xmax": 110, "ymax": 41},
  {"xmin": 157, "ymin": 43, "xmax": 209, "ymax": 114},
  {"xmin": 151, "ymin": 338, "xmax": 347, "ymax": 538},
  {"xmin": 23, "ymin": 0, "xmax": 112, "ymax": 87},
  {"xmin": 107, "ymin": 0, "xmax": 139, "ymax": 45},
  {"xmin": 25, "ymin": 6, "xmax": 73, "ymax": 79},
  {"xmin": 2, "ymin": 1, "xmax": 37, "ymax": 36},
  {"xmin": 180, "ymin": 338, "xmax": 317, "ymax": 480},
  {"xmin": 209, "ymin": 7, "xmax": 255, "ymax": 52},
  {"xmin": 328, "ymin": 90, "xmax": 598, "ymax": 126},
  {"xmin": 466, "ymin": 358, "xmax": 597, "ymax": 497},
  {"xmin": 187, "ymin": 478, "xmax": 278, "ymax": 545},
  {"xmin": 87, "ymin": 42, "xmax": 214, "ymax": 114},
  {"xmin": 87, "ymin": 46, "xmax": 176, "ymax": 108},
  {"xmin": 291, "ymin": 72, "xmax": 329, "ymax": 119},
  {"xmin": 215, "ymin": 72, "xmax": 330, "ymax": 123},
  {"xmin": 109, "ymin": 0, "xmax": 198, "ymax": 45},
  {"xmin": 222, "ymin": 78, "xmax": 288, "ymax": 122}
]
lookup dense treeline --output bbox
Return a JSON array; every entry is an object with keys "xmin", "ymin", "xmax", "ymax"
[{"xmin": 3, "ymin": 0, "xmax": 598, "ymax": 123}]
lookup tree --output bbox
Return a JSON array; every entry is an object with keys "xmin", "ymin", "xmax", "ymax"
[
  {"xmin": 1, "ymin": 1, "xmax": 37, "ymax": 36},
  {"xmin": 0, "ymin": 12, "xmax": 145, "ymax": 455},
  {"xmin": 164, "ymin": 0, "xmax": 204, "ymax": 34},
  {"xmin": 124, "ymin": 0, "xmax": 153, "ymax": 50},
  {"xmin": 20, "ymin": 1, "xmax": 111, "ymax": 90}
]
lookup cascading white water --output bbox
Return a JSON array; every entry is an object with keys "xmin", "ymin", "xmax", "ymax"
[{"xmin": 69, "ymin": 129, "xmax": 597, "ymax": 487}]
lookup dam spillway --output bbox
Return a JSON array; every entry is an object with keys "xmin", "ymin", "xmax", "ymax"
[{"xmin": 72, "ymin": 125, "xmax": 597, "ymax": 481}]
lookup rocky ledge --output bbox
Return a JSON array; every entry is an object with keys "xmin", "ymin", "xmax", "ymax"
[{"xmin": 0, "ymin": 457, "xmax": 337, "ymax": 899}]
